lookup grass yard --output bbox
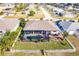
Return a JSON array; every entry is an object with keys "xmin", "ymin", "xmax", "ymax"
[
  {"xmin": 14, "ymin": 39, "xmax": 73, "ymax": 50},
  {"xmin": 4, "ymin": 10, "xmax": 44, "ymax": 19},
  {"xmin": 28, "ymin": 11, "xmax": 45, "ymax": 19}
]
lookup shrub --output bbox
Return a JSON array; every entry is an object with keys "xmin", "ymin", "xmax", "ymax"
[
  {"xmin": 40, "ymin": 18, "xmax": 43, "ymax": 20},
  {"xmin": 31, "ymin": 39, "xmax": 36, "ymax": 42},
  {"xmin": 15, "ymin": 3, "xmax": 28, "ymax": 12},
  {"xmin": 40, "ymin": 38, "xmax": 45, "ymax": 42},
  {"xmin": 28, "ymin": 10, "xmax": 35, "ymax": 16},
  {"xmin": 0, "ymin": 12, "xmax": 4, "ymax": 15}
]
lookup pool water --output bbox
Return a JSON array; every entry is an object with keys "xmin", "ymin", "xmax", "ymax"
[{"xmin": 27, "ymin": 35, "xmax": 43, "ymax": 41}]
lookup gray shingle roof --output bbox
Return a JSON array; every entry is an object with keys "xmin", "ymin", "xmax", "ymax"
[
  {"xmin": 0, "ymin": 19, "xmax": 20, "ymax": 31},
  {"xmin": 67, "ymin": 22, "xmax": 79, "ymax": 32},
  {"xmin": 23, "ymin": 20, "xmax": 57, "ymax": 31},
  {"xmin": 59, "ymin": 21, "xmax": 72, "ymax": 30}
]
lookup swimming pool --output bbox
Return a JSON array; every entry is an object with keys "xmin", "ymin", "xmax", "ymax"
[{"xmin": 27, "ymin": 35, "xmax": 43, "ymax": 41}]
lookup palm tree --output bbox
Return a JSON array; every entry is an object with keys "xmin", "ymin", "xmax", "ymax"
[
  {"xmin": 19, "ymin": 18, "xmax": 26, "ymax": 28},
  {"xmin": 0, "ymin": 42, "xmax": 5, "ymax": 55},
  {"xmin": 0, "ymin": 31, "xmax": 11, "ymax": 55}
]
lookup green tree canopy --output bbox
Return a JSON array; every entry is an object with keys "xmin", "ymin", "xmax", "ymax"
[
  {"xmin": 28, "ymin": 10, "xmax": 35, "ymax": 16},
  {"xmin": 19, "ymin": 18, "xmax": 26, "ymax": 28}
]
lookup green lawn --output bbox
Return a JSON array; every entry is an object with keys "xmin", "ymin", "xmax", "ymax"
[{"xmin": 14, "ymin": 39, "xmax": 73, "ymax": 50}]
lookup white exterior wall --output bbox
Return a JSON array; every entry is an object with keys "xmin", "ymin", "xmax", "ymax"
[{"xmin": 68, "ymin": 31, "xmax": 75, "ymax": 35}]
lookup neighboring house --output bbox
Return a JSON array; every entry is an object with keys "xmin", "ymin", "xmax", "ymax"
[
  {"xmin": 0, "ymin": 3, "xmax": 15, "ymax": 9},
  {"xmin": 0, "ymin": 3, "xmax": 15, "ymax": 10},
  {"xmin": 59, "ymin": 21, "xmax": 72, "ymax": 31},
  {"xmin": 53, "ymin": 7, "xmax": 65, "ymax": 16},
  {"xmin": 0, "ymin": 3, "xmax": 16, "ymax": 16},
  {"xmin": 58, "ymin": 21, "xmax": 79, "ymax": 35},
  {"xmin": 67, "ymin": 22, "xmax": 79, "ymax": 35},
  {"xmin": 0, "ymin": 19, "xmax": 20, "ymax": 37},
  {"xmin": 64, "ymin": 12, "xmax": 76, "ymax": 18},
  {"xmin": 74, "ymin": 29, "xmax": 79, "ymax": 39},
  {"xmin": 67, "ymin": 5, "xmax": 73, "ymax": 11},
  {"xmin": 23, "ymin": 20, "xmax": 60, "ymax": 41}
]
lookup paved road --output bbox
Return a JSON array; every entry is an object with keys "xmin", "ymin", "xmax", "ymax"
[{"xmin": 40, "ymin": 6, "xmax": 53, "ymax": 20}]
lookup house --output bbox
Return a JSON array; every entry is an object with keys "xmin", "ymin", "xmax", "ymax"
[
  {"xmin": 74, "ymin": 29, "xmax": 79, "ymax": 39},
  {"xmin": 23, "ymin": 20, "xmax": 60, "ymax": 41},
  {"xmin": 0, "ymin": 19, "xmax": 20, "ymax": 37},
  {"xmin": 58, "ymin": 21, "xmax": 72, "ymax": 31},
  {"xmin": 64, "ymin": 12, "xmax": 76, "ymax": 18},
  {"xmin": 53, "ymin": 7, "xmax": 65, "ymax": 16},
  {"xmin": 0, "ymin": 3, "xmax": 16, "ymax": 16},
  {"xmin": 0, "ymin": 3, "xmax": 15, "ymax": 10},
  {"xmin": 67, "ymin": 22, "xmax": 79, "ymax": 35},
  {"xmin": 58, "ymin": 21, "xmax": 79, "ymax": 35}
]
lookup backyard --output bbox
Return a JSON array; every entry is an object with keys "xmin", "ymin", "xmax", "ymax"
[
  {"xmin": 1, "ymin": 35, "xmax": 78, "ymax": 56},
  {"xmin": 14, "ymin": 39, "xmax": 73, "ymax": 50}
]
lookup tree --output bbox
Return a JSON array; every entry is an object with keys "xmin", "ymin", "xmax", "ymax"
[
  {"xmin": 0, "ymin": 41, "xmax": 6, "ymax": 55},
  {"xmin": 0, "ymin": 12, "xmax": 4, "ymax": 15},
  {"xmin": 19, "ymin": 18, "xmax": 26, "ymax": 39},
  {"xmin": 19, "ymin": 18, "xmax": 26, "ymax": 28},
  {"xmin": 0, "ymin": 35, "xmax": 10, "ymax": 55},
  {"xmin": 15, "ymin": 3, "xmax": 28, "ymax": 12},
  {"xmin": 19, "ymin": 3, "xmax": 28, "ymax": 9},
  {"xmin": 28, "ymin": 10, "xmax": 35, "ymax": 16},
  {"xmin": 0, "ymin": 31, "xmax": 17, "ymax": 55},
  {"xmin": 0, "ymin": 27, "xmax": 22, "ymax": 55}
]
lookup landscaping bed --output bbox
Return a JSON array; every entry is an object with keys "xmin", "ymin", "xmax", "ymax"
[{"xmin": 14, "ymin": 39, "xmax": 73, "ymax": 50}]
